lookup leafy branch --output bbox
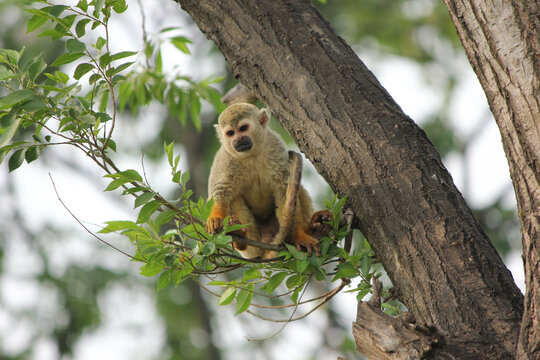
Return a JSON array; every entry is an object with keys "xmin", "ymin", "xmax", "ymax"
[{"xmin": 0, "ymin": 0, "xmax": 390, "ymax": 322}]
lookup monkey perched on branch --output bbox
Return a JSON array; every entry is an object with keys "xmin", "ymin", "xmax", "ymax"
[{"xmin": 206, "ymin": 100, "xmax": 331, "ymax": 259}]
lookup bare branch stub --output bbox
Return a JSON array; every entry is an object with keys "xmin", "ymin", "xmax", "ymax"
[{"xmin": 353, "ymin": 279, "xmax": 441, "ymax": 360}]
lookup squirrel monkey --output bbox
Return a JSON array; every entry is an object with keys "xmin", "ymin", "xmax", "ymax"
[{"xmin": 206, "ymin": 103, "xmax": 323, "ymax": 259}]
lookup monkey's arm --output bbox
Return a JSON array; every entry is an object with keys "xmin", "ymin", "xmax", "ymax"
[{"xmin": 206, "ymin": 154, "xmax": 236, "ymax": 234}]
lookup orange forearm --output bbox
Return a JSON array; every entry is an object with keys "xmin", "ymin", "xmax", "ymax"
[{"xmin": 208, "ymin": 201, "xmax": 228, "ymax": 220}]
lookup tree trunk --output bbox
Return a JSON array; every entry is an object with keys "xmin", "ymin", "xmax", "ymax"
[
  {"xmin": 442, "ymin": 1, "xmax": 539, "ymax": 358},
  {"xmin": 172, "ymin": 0, "xmax": 525, "ymax": 358}
]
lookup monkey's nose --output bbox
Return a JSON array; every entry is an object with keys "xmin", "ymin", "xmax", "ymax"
[{"xmin": 234, "ymin": 137, "xmax": 253, "ymax": 152}]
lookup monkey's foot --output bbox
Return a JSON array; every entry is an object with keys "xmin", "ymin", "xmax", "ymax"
[
  {"xmin": 227, "ymin": 215, "xmax": 248, "ymax": 251},
  {"xmin": 308, "ymin": 210, "xmax": 333, "ymax": 236},
  {"xmin": 294, "ymin": 229, "xmax": 321, "ymax": 256}
]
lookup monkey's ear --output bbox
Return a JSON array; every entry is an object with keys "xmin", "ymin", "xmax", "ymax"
[
  {"xmin": 258, "ymin": 109, "xmax": 270, "ymax": 128},
  {"xmin": 214, "ymin": 124, "xmax": 222, "ymax": 137}
]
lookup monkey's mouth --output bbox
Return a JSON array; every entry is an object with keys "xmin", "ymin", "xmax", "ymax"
[{"xmin": 234, "ymin": 138, "xmax": 253, "ymax": 152}]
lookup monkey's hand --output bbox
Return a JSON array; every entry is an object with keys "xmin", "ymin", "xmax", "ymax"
[
  {"xmin": 206, "ymin": 202, "xmax": 228, "ymax": 234},
  {"xmin": 293, "ymin": 228, "xmax": 321, "ymax": 257},
  {"xmin": 206, "ymin": 215, "xmax": 224, "ymax": 234}
]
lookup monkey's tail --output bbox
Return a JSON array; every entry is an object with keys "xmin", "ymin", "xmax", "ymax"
[{"xmin": 274, "ymin": 151, "xmax": 302, "ymax": 245}]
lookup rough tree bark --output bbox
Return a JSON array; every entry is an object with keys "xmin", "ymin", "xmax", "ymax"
[
  {"xmin": 172, "ymin": 0, "xmax": 526, "ymax": 358},
  {"xmin": 442, "ymin": 2, "xmax": 540, "ymax": 358}
]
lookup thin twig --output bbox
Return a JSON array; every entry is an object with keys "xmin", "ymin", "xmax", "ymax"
[
  {"xmin": 246, "ymin": 280, "xmax": 348, "ymax": 323},
  {"xmin": 49, "ymin": 173, "xmax": 143, "ymax": 262}
]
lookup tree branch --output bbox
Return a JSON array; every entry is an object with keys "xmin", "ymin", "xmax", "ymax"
[{"xmin": 172, "ymin": 0, "xmax": 524, "ymax": 357}]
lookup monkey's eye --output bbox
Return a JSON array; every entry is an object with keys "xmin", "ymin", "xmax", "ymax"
[
  {"xmin": 239, "ymin": 125, "xmax": 249, "ymax": 132},
  {"xmin": 226, "ymin": 130, "xmax": 234, "ymax": 137}
]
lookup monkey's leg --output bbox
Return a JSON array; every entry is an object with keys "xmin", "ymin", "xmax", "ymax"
[{"xmin": 230, "ymin": 198, "xmax": 262, "ymax": 258}]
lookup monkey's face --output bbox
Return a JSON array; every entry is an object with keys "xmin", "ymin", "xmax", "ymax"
[
  {"xmin": 217, "ymin": 104, "xmax": 270, "ymax": 157},
  {"xmin": 221, "ymin": 121, "xmax": 257, "ymax": 155}
]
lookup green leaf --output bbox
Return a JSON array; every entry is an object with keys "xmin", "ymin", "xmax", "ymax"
[
  {"xmin": 27, "ymin": 14, "xmax": 48, "ymax": 33},
  {"xmin": 8, "ymin": 148, "xmax": 26, "ymax": 172},
  {"xmin": 99, "ymin": 220, "xmax": 138, "ymax": 233},
  {"xmin": 356, "ymin": 288, "xmax": 370, "ymax": 302},
  {"xmin": 332, "ymin": 262, "xmax": 359, "ymax": 281},
  {"xmin": 135, "ymin": 192, "xmax": 154, "ymax": 208},
  {"xmin": 0, "ymin": 115, "xmax": 21, "ymax": 150},
  {"xmin": 37, "ymin": 29, "xmax": 63, "ymax": 40},
  {"xmin": 159, "ymin": 26, "xmax": 179, "ymax": 33},
  {"xmin": 66, "ymin": 39, "xmax": 86, "ymax": 53},
  {"xmin": 157, "ymin": 270, "xmax": 170, "ymax": 291},
  {"xmin": 76, "ymin": 0, "xmax": 88, "ymax": 12},
  {"xmin": 170, "ymin": 36, "xmax": 192, "ymax": 54},
  {"xmin": 176, "ymin": 88, "xmax": 188, "ymax": 126},
  {"xmin": 243, "ymin": 269, "xmax": 260, "ymax": 281},
  {"xmin": 139, "ymin": 260, "xmax": 163, "ymax": 277},
  {"xmin": 360, "ymin": 255, "xmax": 372, "ymax": 276},
  {"xmin": 286, "ymin": 274, "xmax": 305, "ymax": 289},
  {"xmin": 104, "ymin": 178, "xmax": 126, "ymax": 191},
  {"xmin": 51, "ymin": 52, "xmax": 85, "ymax": 67},
  {"xmin": 54, "ymin": 71, "xmax": 69, "ymax": 84},
  {"xmin": 0, "ymin": 90, "xmax": 34, "ymax": 109},
  {"xmin": 313, "ymin": 266, "xmax": 327, "ymax": 281},
  {"xmin": 0, "ymin": 70, "xmax": 17, "ymax": 81},
  {"xmin": 207, "ymin": 280, "xmax": 228, "ymax": 286},
  {"xmin": 181, "ymin": 223, "xmax": 206, "ymax": 238},
  {"xmin": 22, "ymin": 96, "xmax": 46, "ymax": 112},
  {"xmin": 78, "ymin": 114, "xmax": 95, "ymax": 124},
  {"xmin": 94, "ymin": 38, "xmax": 106, "ymax": 52},
  {"xmin": 285, "ymin": 244, "xmax": 307, "ymax": 261},
  {"xmin": 201, "ymin": 242, "xmax": 216, "ymax": 256},
  {"xmin": 155, "ymin": 48, "xmax": 162, "ymax": 74},
  {"xmin": 213, "ymin": 234, "xmax": 231, "ymax": 246},
  {"xmin": 155, "ymin": 210, "xmax": 176, "ymax": 226},
  {"xmin": 75, "ymin": 19, "xmax": 91, "ymax": 37},
  {"xmin": 74, "ymin": 63, "xmax": 94, "ymax": 79},
  {"xmin": 235, "ymin": 284, "xmax": 254, "ymax": 315},
  {"xmin": 0, "ymin": 49, "xmax": 22, "ymax": 66},
  {"xmin": 105, "ymin": 169, "xmax": 143, "ymax": 182},
  {"xmin": 189, "ymin": 91, "xmax": 201, "ymax": 131},
  {"xmin": 58, "ymin": 14, "xmax": 76, "ymax": 30},
  {"xmin": 28, "ymin": 58, "xmax": 47, "ymax": 81},
  {"xmin": 137, "ymin": 200, "xmax": 162, "ymax": 224},
  {"xmin": 106, "ymin": 61, "xmax": 134, "ymax": 77},
  {"xmin": 180, "ymin": 171, "xmax": 190, "ymax": 186},
  {"xmin": 111, "ymin": 0, "xmax": 128, "ymax": 14},
  {"xmin": 297, "ymin": 259, "xmax": 309, "ymax": 274},
  {"xmin": 219, "ymin": 286, "xmax": 237, "ymax": 305},
  {"xmin": 291, "ymin": 286, "xmax": 302, "ymax": 304},
  {"xmin": 93, "ymin": 0, "xmax": 105, "ymax": 17},
  {"xmin": 265, "ymin": 272, "xmax": 288, "ymax": 294},
  {"xmin": 89, "ymin": 73, "xmax": 100, "ymax": 85},
  {"xmin": 202, "ymin": 198, "xmax": 214, "ymax": 221},
  {"xmin": 45, "ymin": 5, "xmax": 68, "ymax": 17},
  {"xmin": 120, "ymin": 169, "xmax": 143, "ymax": 182},
  {"xmin": 109, "ymin": 51, "xmax": 137, "ymax": 62}
]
